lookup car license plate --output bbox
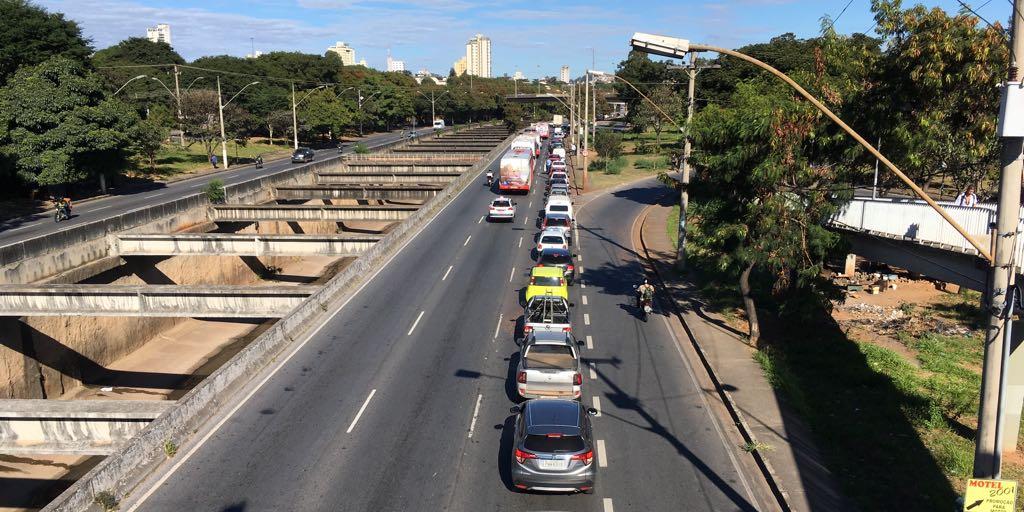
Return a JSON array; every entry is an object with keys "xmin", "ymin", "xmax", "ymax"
[{"xmin": 538, "ymin": 459, "xmax": 568, "ymax": 470}]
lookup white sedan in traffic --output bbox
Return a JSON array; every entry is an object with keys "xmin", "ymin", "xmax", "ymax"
[{"xmin": 488, "ymin": 197, "xmax": 517, "ymax": 221}]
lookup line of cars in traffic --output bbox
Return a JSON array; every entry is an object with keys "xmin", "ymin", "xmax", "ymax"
[{"xmin": 487, "ymin": 123, "xmax": 600, "ymax": 495}]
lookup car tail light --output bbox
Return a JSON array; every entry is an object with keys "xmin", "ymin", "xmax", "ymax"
[
  {"xmin": 517, "ymin": 371, "xmax": 527, "ymax": 383},
  {"xmin": 573, "ymin": 372, "xmax": 582, "ymax": 385},
  {"xmin": 537, "ymin": 244, "xmax": 543, "ymax": 251},
  {"xmin": 515, "ymin": 448, "xmax": 538, "ymax": 463},
  {"xmin": 563, "ymin": 327, "xmax": 572, "ymax": 332},
  {"xmin": 571, "ymin": 450, "xmax": 594, "ymax": 465},
  {"xmin": 524, "ymin": 325, "xmax": 533, "ymax": 333},
  {"xmin": 546, "ymin": 433, "xmax": 563, "ymax": 438},
  {"xmin": 567, "ymin": 265, "xmax": 574, "ymax": 272}
]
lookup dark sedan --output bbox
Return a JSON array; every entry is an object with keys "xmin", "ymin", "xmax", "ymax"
[{"xmin": 291, "ymin": 147, "xmax": 315, "ymax": 163}]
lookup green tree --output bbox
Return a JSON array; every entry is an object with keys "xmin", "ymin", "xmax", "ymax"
[
  {"xmin": 634, "ymin": 85, "xmax": 682, "ymax": 151},
  {"xmin": 594, "ymin": 131, "xmax": 623, "ymax": 160},
  {"xmin": 92, "ymin": 38, "xmax": 185, "ymax": 112},
  {"xmin": 0, "ymin": 0, "xmax": 92, "ymax": 85},
  {"xmin": 0, "ymin": 57, "xmax": 139, "ymax": 187},
  {"xmin": 128, "ymin": 119, "xmax": 167, "ymax": 171}
]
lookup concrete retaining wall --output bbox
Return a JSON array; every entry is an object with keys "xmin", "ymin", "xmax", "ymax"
[{"xmin": 42, "ymin": 128, "xmax": 516, "ymax": 512}]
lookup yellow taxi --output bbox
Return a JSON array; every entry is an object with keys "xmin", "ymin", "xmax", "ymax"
[{"xmin": 525, "ymin": 266, "xmax": 569, "ymax": 303}]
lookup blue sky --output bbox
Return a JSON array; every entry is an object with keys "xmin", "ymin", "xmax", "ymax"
[{"xmin": 38, "ymin": 0, "xmax": 1010, "ymax": 79}]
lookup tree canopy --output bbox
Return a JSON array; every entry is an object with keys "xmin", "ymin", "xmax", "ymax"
[{"xmin": 0, "ymin": 0, "xmax": 92, "ymax": 85}]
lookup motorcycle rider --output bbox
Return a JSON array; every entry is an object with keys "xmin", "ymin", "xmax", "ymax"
[
  {"xmin": 636, "ymin": 278, "xmax": 655, "ymax": 307},
  {"xmin": 485, "ymin": 171, "xmax": 494, "ymax": 186},
  {"xmin": 255, "ymin": 154, "xmax": 264, "ymax": 168}
]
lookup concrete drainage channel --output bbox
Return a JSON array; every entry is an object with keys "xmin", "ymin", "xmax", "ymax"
[{"xmin": 0, "ymin": 124, "xmax": 514, "ymax": 511}]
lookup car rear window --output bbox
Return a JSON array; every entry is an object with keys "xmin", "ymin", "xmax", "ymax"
[
  {"xmin": 549, "ymin": 205, "xmax": 569, "ymax": 213},
  {"xmin": 545, "ymin": 218, "xmax": 570, "ymax": 228},
  {"xmin": 493, "ymin": 201, "xmax": 511, "ymax": 207},
  {"xmin": 533, "ymin": 276, "xmax": 562, "ymax": 286},
  {"xmin": 541, "ymin": 235, "xmax": 564, "ymax": 244},
  {"xmin": 524, "ymin": 434, "xmax": 585, "ymax": 453},
  {"xmin": 540, "ymin": 252, "xmax": 572, "ymax": 265}
]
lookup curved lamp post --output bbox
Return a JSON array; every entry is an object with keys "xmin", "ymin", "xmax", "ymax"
[{"xmin": 218, "ymin": 78, "xmax": 260, "ymax": 168}]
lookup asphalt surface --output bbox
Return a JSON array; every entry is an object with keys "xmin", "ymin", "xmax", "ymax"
[
  {"xmin": 123, "ymin": 143, "xmax": 762, "ymax": 511},
  {"xmin": 0, "ymin": 129, "xmax": 430, "ymax": 247}
]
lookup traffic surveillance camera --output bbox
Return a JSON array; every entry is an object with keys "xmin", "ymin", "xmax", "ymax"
[{"xmin": 630, "ymin": 32, "xmax": 690, "ymax": 59}]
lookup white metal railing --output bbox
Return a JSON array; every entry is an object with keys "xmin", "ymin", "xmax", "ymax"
[{"xmin": 830, "ymin": 198, "xmax": 997, "ymax": 254}]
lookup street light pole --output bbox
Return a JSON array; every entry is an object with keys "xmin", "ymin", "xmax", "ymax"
[
  {"xmin": 975, "ymin": 0, "xmax": 1024, "ymax": 479},
  {"xmin": 583, "ymin": 70, "xmax": 590, "ymax": 190},
  {"xmin": 218, "ymin": 77, "xmax": 260, "ymax": 168},
  {"xmin": 112, "ymin": 75, "xmax": 148, "ymax": 96},
  {"xmin": 291, "ymin": 83, "xmax": 330, "ymax": 150}
]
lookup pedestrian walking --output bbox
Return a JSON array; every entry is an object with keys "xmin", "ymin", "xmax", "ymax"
[
  {"xmin": 954, "ymin": 185, "xmax": 978, "ymax": 207},
  {"xmin": 210, "ymin": 154, "xmax": 218, "ymax": 169}
]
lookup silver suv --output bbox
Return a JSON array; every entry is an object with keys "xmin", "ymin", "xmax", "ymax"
[{"xmin": 510, "ymin": 399, "xmax": 598, "ymax": 493}]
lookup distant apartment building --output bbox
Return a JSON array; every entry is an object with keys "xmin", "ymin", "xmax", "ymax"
[
  {"xmin": 146, "ymin": 24, "xmax": 171, "ymax": 45},
  {"xmin": 465, "ymin": 34, "xmax": 491, "ymax": 78},
  {"xmin": 386, "ymin": 52, "xmax": 405, "ymax": 72},
  {"xmin": 327, "ymin": 41, "xmax": 356, "ymax": 66},
  {"xmin": 453, "ymin": 56, "xmax": 467, "ymax": 76},
  {"xmin": 560, "ymin": 65, "xmax": 570, "ymax": 83}
]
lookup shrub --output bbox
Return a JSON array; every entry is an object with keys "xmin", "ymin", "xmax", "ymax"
[
  {"xmin": 635, "ymin": 156, "xmax": 669, "ymax": 170},
  {"xmin": 635, "ymin": 139, "xmax": 654, "ymax": 154},
  {"xmin": 602, "ymin": 157, "xmax": 625, "ymax": 175},
  {"xmin": 353, "ymin": 143, "xmax": 369, "ymax": 154},
  {"xmin": 205, "ymin": 179, "xmax": 225, "ymax": 204}
]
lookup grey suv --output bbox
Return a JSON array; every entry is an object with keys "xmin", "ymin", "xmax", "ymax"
[
  {"xmin": 510, "ymin": 398, "xmax": 598, "ymax": 493},
  {"xmin": 291, "ymin": 147, "xmax": 315, "ymax": 163}
]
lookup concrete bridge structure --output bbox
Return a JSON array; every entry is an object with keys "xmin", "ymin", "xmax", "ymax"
[
  {"xmin": 313, "ymin": 172, "xmax": 461, "ymax": 185},
  {"xmin": 113, "ymin": 233, "xmax": 382, "ymax": 257},
  {"xmin": 211, "ymin": 204, "xmax": 418, "ymax": 222},
  {"xmin": 274, "ymin": 185, "xmax": 443, "ymax": 201}
]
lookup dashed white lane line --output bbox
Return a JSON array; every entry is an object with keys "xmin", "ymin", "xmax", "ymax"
[
  {"xmin": 143, "ymin": 193, "xmax": 162, "ymax": 199},
  {"xmin": 581, "ymin": 282, "xmax": 586, "ymax": 289},
  {"xmin": 493, "ymin": 314, "xmax": 503, "ymax": 340},
  {"xmin": 582, "ymin": 295, "xmax": 588, "ymax": 305},
  {"xmin": 463, "ymin": 235, "xmax": 472, "ymax": 246},
  {"xmin": 442, "ymin": 265, "xmax": 453, "ymax": 281},
  {"xmin": 467, "ymin": 393, "xmax": 483, "ymax": 438},
  {"xmin": 518, "ymin": 236, "xmax": 523, "ymax": 248},
  {"xmin": 586, "ymin": 335, "xmax": 593, "ymax": 350},
  {"xmin": 584, "ymin": 313, "xmax": 591, "ymax": 326},
  {"xmin": 509, "ymin": 266, "xmax": 515, "ymax": 283},
  {"xmin": 478, "ymin": 215, "xmax": 484, "ymax": 224},
  {"xmin": 592, "ymin": 395, "xmax": 602, "ymax": 416},
  {"xmin": 7, "ymin": 225, "xmax": 30, "ymax": 232},
  {"xmin": 407, "ymin": 310, "xmax": 425, "ymax": 336},
  {"xmin": 589, "ymin": 361, "xmax": 597, "ymax": 380},
  {"xmin": 579, "ymin": 264, "xmax": 584, "ymax": 275},
  {"xmin": 91, "ymin": 204, "xmax": 113, "ymax": 211},
  {"xmin": 346, "ymin": 389, "xmax": 377, "ymax": 433},
  {"xmin": 603, "ymin": 498, "xmax": 614, "ymax": 512},
  {"xmin": 596, "ymin": 439, "xmax": 608, "ymax": 467},
  {"xmin": 523, "ymin": 216, "xmax": 528, "ymax": 225},
  {"xmin": 528, "ymin": 200, "xmax": 533, "ymax": 208}
]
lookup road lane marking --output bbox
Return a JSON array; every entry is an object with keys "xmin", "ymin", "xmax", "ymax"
[
  {"xmin": 584, "ymin": 313, "xmax": 590, "ymax": 326},
  {"xmin": 592, "ymin": 396, "xmax": 602, "ymax": 416},
  {"xmin": 581, "ymin": 282, "xmax": 586, "ymax": 289},
  {"xmin": 509, "ymin": 267, "xmax": 515, "ymax": 283},
  {"xmin": 586, "ymin": 335, "xmax": 593, "ymax": 350},
  {"xmin": 582, "ymin": 295, "xmax": 588, "ymax": 305},
  {"xmin": 346, "ymin": 389, "xmax": 377, "ymax": 433},
  {"xmin": 589, "ymin": 361, "xmax": 597, "ymax": 380},
  {"xmin": 579, "ymin": 264, "xmax": 584, "ymax": 274},
  {"xmin": 603, "ymin": 498, "xmax": 614, "ymax": 512},
  {"xmin": 143, "ymin": 193, "xmax": 162, "ymax": 199},
  {"xmin": 91, "ymin": 204, "xmax": 113, "ymax": 211},
  {"xmin": 463, "ymin": 235, "xmax": 472, "ymax": 246},
  {"xmin": 523, "ymin": 216, "xmax": 528, "ymax": 225},
  {"xmin": 493, "ymin": 314, "xmax": 503, "ymax": 340},
  {"xmin": 407, "ymin": 310, "xmax": 425, "ymax": 336},
  {"xmin": 528, "ymin": 200, "xmax": 532, "ymax": 208},
  {"xmin": 442, "ymin": 265, "xmax": 453, "ymax": 281},
  {"xmin": 124, "ymin": 138, "xmax": 494, "ymax": 511},
  {"xmin": 478, "ymin": 215, "xmax": 484, "ymax": 224},
  {"xmin": 518, "ymin": 236, "xmax": 523, "ymax": 248},
  {"xmin": 596, "ymin": 439, "xmax": 608, "ymax": 467},
  {"xmin": 467, "ymin": 393, "xmax": 483, "ymax": 438},
  {"xmin": 8, "ymin": 225, "xmax": 31, "ymax": 232}
]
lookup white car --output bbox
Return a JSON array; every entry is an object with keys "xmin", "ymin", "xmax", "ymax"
[
  {"xmin": 550, "ymin": 161, "xmax": 567, "ymax": 174},
  {"xmin": 536, "ymin": 227, "xmax": 569, "ymax": 253},
  {"xmin": 550, "ymin": 171, "xmax": 569, "ymax": 183},
  {"xmin": 488, "ymin": 197, "xmax": 516, "ymax": 221},
  {"xmin": 549, "ymin": 186, "xmax": 571, "ymax": 199},
  {"xmin": 545, "ymin": 196, "xmax": 575, "ymax": 222}
]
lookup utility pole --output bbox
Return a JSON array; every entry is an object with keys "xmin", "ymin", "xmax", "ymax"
[
  {"xmin": 669, "ymin": 56, "xmax": 719, "ymax": 271},
  {"xmin": 173, "ymin": 65, "xmax": 184, "ymax": 147},
  {"xmin": 291, "ymin": 82, "xmax": 299, "ymax": 149},
  {"xmin": 583, "ymin": 70, "xmax": 590, "ymax": 189},
  {"xmin": 218, "ymin": 76, "xmax": 228, "ymax": 169},
  {"xmin": 975, "ymin": 0, "xmax": 1024, "ymax": 479}
]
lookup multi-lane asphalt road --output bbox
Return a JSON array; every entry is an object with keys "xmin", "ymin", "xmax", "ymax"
[
  {"xmin": 0, "ymin": 129, "xmax": 428, "ymax": 247},
  {"xmin": 120, "ymin": 143, "xmax": 767, "ymax": 511}
]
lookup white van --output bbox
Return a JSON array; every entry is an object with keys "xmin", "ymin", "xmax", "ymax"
[
  {"xmin": 545, "ymin": 196, "xmax": 575, "ymax": 222},
  {"xmin": 433, "ymin": 119, "xmax": 445, "ymax": 130}
]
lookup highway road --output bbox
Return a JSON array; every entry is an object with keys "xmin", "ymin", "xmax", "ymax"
[
  {"xmin": 0, "ymin": 129, "xmax": 430, "ymax": 247},
  {"xmin": 122, "ymin": 144, "xmax": 765, "ymax": 511}
]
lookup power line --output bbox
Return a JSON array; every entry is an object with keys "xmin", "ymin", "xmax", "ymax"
[{"xmin": 823, "ymin": 0, "xmax": 856, "ymax": 33}]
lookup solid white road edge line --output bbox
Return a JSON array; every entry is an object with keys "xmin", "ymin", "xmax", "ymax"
[
  {"xmin": 592, "ymin": 395, "xmax": 602, "ymax": 416},
  {"xmin": 586, "ymin": 335, "xmax": 593, "ymax": 350},
  {"xmin": 346, "ymin": 389, "xmax": 377, "ymax": 433},
  {"xmin": 467, "ymin": 393, "xmax": 483, "ymax": 438},
  {"xmin": 407, "ymin": 310, "xmax": 425, "ymax": 336},
  {"xmin": 442, "ymin": 265, "xmax": 453, "ymax": 281},
  {"xmin": 125, "ymin": 133, "xmax": 506, "ymax": 511},
  {"xmin": 596, "ymin": 439, "xmax": 608, "ymax": 467}
]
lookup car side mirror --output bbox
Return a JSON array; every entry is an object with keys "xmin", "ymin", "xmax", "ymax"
[
  {"xmin": 569, "ymin": 302, "xmax": 576, "ymax": 307},
  {"xmin": 510, "ymin": 405, "xmax": 522, "ymax": 414},
  {"xmin": 587, "ymin": 407, "xmax": 599, "ymax": 416}
]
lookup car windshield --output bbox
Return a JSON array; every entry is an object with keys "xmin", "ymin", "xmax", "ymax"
[
  {"xmin": 549, "ymin": 205, "xmax": 569, "ymax": 213},
  {"xmin": 540, "ymin": 235, "xmax": 564, "ymax": 244},
  {"xmin": 540, "ymin": 252, "xmax": 572, "ymax": 265},
  {"xmin": 532, "ymin": 276, "xmax": 562, "ymax": 286},
  {"xmin": 523, "ymin": 434, "xmax": 585, "ymax": 453},
  {"xmin": 493, "ymin": 200, "xmax": 511, "ymax": 208}
]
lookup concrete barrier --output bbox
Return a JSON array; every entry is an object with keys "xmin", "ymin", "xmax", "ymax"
[
  {"xmin": 113, "ymin": 233, "xmax": 381, "ymax": 257},
  {"xmin": 274, "ymin": 185, "xmax": 442, "ymax": 201},
  {"xmin": 0, "ymin": 284, "xmax": 317, "ymax": 317},
  {"xmin": 0, "ymin": 400, "xmax": 174, "ymax": 455},
  {"xmin": 313, "ymin": 172, "xmax": 461, "ymax": 185},
  {"xmin": 41, "ymin": 129, "xmax": 515, "ymax": 512},
  {"xmin": 211, "ymin": 204, "xmax": 418, "ymax": 222}
]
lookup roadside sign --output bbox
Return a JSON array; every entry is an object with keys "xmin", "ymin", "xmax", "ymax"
[{"xmin": 964, "ymin": 478, "xmax": 1018, "ymax": 512}]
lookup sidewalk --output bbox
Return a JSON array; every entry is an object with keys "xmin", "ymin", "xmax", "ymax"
[{"xmin": 638, "ymin": 201, "xmax": 853, "ymax": 512}]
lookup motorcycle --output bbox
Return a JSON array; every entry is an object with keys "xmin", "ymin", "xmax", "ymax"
[
  {"xmin": 54, "ymin": 202, "xmax": 70, "ymax": 223},
  {"xmin": 633, "ymin": 285, "xmax": 653, "ymax": 321},
  {"xmin": 255, "ymin": 156, "xmax": 264, "ymax": 168},
  {"xmin": 486, "ymin": 174, "xmax": 494, "ymax": 187}
]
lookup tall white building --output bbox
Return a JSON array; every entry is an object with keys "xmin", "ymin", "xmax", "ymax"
[
  {"xmin": 560, "ymin": 65, "xmax": 570, "ymax": 83},
  {"xmin": 465, "ymin": 34, "xmax": 491, "ymax": 78},
  {"xmin": 386, "ymin": 51, "xmax": 405, "ymax": 72},
  {"xmin": 327, "ymin": 41, "xmax": 356, "ymax": 66},
  {"xmin": 146, "ymin": 24, "xmax": 171, "ymax": 45}
]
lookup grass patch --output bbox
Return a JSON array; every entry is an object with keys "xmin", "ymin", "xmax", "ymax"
[
  {"xmin": 128, "ymin": 139, "xmax": 291, "ymax": 180},
  {"xmin": 667, "ymin": 204, "xmax": 679, "ymax": 249}
]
